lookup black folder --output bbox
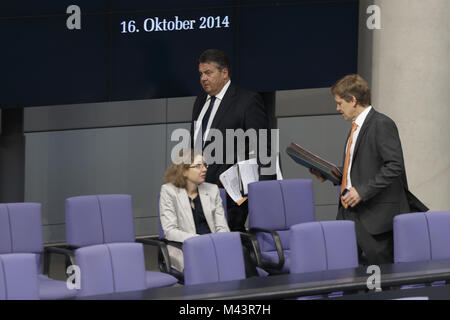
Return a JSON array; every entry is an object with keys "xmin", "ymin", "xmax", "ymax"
[{"xmin": 286, "ymin": 142, "xmax": 342, "ymax": 185}]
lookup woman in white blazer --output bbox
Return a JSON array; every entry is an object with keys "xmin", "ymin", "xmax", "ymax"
[{"xmin": 160, "ymin": 149, "xmax": 230, "ymax": 272}]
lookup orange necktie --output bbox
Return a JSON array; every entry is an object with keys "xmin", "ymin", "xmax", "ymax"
[{"xmin": 340, "ymin": 123, "xmax": 358, "ymax": 208}]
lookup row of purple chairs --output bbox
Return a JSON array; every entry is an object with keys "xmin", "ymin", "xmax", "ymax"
[
  {"xmin": 247, "ymin": 180, "xmax": 449, "ymax": 274},
  {"xmin": 0, "ymin": 203, "xmax": 76, "ymax": 299},
  {"xmin": 182, "ymin": 210, "xmax": 450, "ymax": 299},
  {"xmin": 3, "ymin": 211, "xmax": 443, "ymax": 299},
  {"xmin": 1, "ymin": 179, "xmax": 446, "ymax": 298},
  {"xmin": 244, "ymin": 180, "xmax": 449, "ymax": 298},
  {"xmin": 0, "ymin": 197, "xmax": 179, "ymax": 299}
]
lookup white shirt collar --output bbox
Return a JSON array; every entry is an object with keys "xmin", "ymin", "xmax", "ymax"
[
  {"xmin": 354, "ymin": 105, "xmax": 372, "ymax": 128},
  {"xmin": 207, "ymin": 80, "xmax": 231, "ymax": 101}
]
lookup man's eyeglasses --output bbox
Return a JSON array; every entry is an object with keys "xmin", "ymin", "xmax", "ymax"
[{"xmin": 189, "ymin": 163, "xmax": 208, "ymax": 170}]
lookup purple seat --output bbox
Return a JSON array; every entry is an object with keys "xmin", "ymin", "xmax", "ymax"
[
  {"xmin": 65, "ymin": 195, "xmax": 177, "ymax": 289},
  {"xmin": 289, "ymin": 221, "xmax": 358, "ymax": 274},
  {"xmin": 0, "ymin": 203, "xmax": 76, "ymax": 300},
  {"xmin": 183, "ymin": 232, "xmax": 246, "ymax": 285},
  {"xmin": 394, "ymin": 211, "xmax": 450, "ymax": 289},
  {"xmin": 75, "ymin": 243, "xmax": 149, "ymax": 297},
  {"xmin": 66, "ymin": 195, "xmax": 135, "ymax": 247},
  {"xmin": 394, "ymin": 211, "xmax": 450, "ymax": 263},
  {"xmin": 248, "ymin": 179, "xmax": 315, "ymax": 273},
  {"xmin": 290, "ymin": 221, "xmax": 358, "ymax": 300},
  {"xmin": 0, "ymin": 253, "xmax": 40, "ymax": 300}
]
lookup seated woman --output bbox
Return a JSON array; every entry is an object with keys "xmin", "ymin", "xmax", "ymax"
[{"xmin": 159, "ymin": 149, "xmax": 230, "ymax": 272}]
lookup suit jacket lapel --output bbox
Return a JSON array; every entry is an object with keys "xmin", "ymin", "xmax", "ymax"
[
  {"xmin": 210, "ymin": 83, "xmax": 236, "ymax": 130},
  {"xmin": 352, "ymin": 108, "xmax": 376, "ymax": 165},
  {"xmin": 177, "ymin": 187, "xmax": 196, "ymax": 232},
  {"xmin": 193, "ymin": 94, "xmax": 207, "ymax": 121}
]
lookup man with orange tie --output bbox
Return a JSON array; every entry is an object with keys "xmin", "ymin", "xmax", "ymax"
[{"xmin": 311, "ymin": 74, "xmax": 422, "ymax": 265}]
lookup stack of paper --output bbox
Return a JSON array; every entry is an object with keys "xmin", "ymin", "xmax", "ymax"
[{"xmin": 219, "ymin": 159, "xmax": 259, "ymax": 205}]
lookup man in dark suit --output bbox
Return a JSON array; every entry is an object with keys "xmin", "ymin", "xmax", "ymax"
[
  {"xmin": 311, "ymin": 74, "xmax": 425, "ymax": 265},
  {"xmin": 190, "ymin": 49, "xmax": 274, "ymax": 232}
]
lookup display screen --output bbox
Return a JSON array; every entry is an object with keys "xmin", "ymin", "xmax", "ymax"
[{"xmin": 0, "ymin": 0, "xmax": 358, "ymax": 108}]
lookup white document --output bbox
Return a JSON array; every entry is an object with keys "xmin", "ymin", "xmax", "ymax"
[
  {"xmin": 238, "ymin": 158, "xmax": 259, "ymax": 195},
  {"xmin": 219, "ymin": 164, "xmax": 245, "ymax": 204},
  {"xmin": 220, "ymin": 157, "xmax": 282, "ymax": 204}
]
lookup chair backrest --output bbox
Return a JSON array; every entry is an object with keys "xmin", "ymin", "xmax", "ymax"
[
  {"xmin": 75, "ymin": 242, "xmax": 147, "ymax": 297},
  {"xmin": 157, "ymin": 188, "xmax": 228, "ymax": 239},
  {"xmin": 0, "ymin": 253, "xmax": 40, "ymax": 300},
  {"xmin": 0, "ymin": 203, "xmax": 44, "ymax": 255},
  {"xmin": 183, "ymin": 232, "xmax": 246, "ymax": 285},
  {"xmin": 0, "ymin": 203, "xmax": 43, "ymax": 273},
  {"xmin": 289, "ymin": 221, "xmax": 358, "ymax": 274},
  {"xmin": 66, "ymin": 194, "xmax": 135, "ymax": 247},
  {"xmin": 248, "ymin": 179, "xmax": 315, "ymax": 251},
  {"xmin": 394, "ymin": 211, "xmax": 450, "ymax": 263}
]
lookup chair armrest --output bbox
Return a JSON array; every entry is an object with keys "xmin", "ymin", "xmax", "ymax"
[
  {"xmin": 239, "ymin": 232, "xmax": 263, "ymax": 268},
  {"xmin": 135, "ymin": 236, "xmax": 182, "ymax": 277},
  {"xmin": 136, "ymin": 237, "xmax": 172, "ymax": 274},
  {"xmin": 166, "ymin": 240, "xmax": 183, "ymax": 250},
  {"xmin": 136, "ymin": 235, "xmax": 183, "ymax": 249},
  {"xmin": 248, "ymin": 227, "xmax": 285, "ymax": 270},
  {"xmin": 43, "ymin": 245, "xmax": 78, "ymax": 275}
]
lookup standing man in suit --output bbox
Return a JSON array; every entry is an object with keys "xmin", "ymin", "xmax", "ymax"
[
  {"xmin": 191, "ymin": 49, "xmax": 274, "ymax": 232},
  {"xmin": 311, "ymin": 74, "xmax": 425, "ymax": 265}
]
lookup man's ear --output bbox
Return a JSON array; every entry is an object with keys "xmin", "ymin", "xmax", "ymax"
[
  {"xmin": 351, "ymin": 96, "xmax": 358, "ymax": 107},
  {"xmin": 222, "ymin": 67, "xmax": 229, "ymax": 79}
]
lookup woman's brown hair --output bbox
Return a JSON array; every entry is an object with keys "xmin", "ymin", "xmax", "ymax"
[{"xmin": 163, "ymin": 149, "xmax": 202, "ymax": 188}]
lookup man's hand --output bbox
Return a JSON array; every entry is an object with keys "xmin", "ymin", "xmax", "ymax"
[
  {"xmin": 341, "ymin": 187, "xmax": 362, "ymax": 208},
  {"xmin": 309, "ymin": 168, "xmax": 326, "ymax": 182},
  {"xmin": 330, "ymin": 167, "xmax": 342, "ymax": 182}
]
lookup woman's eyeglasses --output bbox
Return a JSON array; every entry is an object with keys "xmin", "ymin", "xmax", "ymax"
[{"xmin": 189, "ymin": 163, "xmax": 208, "ymax": 170}]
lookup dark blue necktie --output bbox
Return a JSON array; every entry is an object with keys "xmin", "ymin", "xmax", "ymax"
[{"xmin": 201, "ymin": 96, "xmax": 216, "ymax": 141}]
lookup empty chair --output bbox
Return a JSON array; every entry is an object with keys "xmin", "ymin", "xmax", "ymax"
[
  {"xmin": 394, "ymin": 211, "xmax": 450, "ymax": 263},
  {"xmin": 248, "ymin": 179, "xmax": 315, "ymax": 273},
  {"xmin": 64, "ymin": 194, "xmax": 177, "ymax": 288},
  {"xmin": 0, "ymin": 203, "xmax": 76, "ymax": 300},
  {"xmin": 290, "ymin": 221, "xmax": 359, "ymax": 299},
  {"xmin": 65, "ymin": 194, "xmax": 135, "ymax": 247},
  {"xmin": 183, "ymin": 232, "xmax": 246, "ymax": 285},
  {"xmin": 0, "ymin": 253, "xmax": 40, "ymax": 300},
  {"xmin": 394, "ymin": 211, "xmax": 450, "ymax": 288},
  {"xmin": 75, "ymin": 242, "xmax": 148, "ymax": 297},
  {"xmin": 289, "ymin": 221, "xmax": 359, "ymax": 274}
]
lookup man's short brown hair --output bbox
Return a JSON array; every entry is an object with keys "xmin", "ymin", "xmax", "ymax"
[{"xmin": 331, "ymin": 74, "xmax": 371, "ymax": 106}]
